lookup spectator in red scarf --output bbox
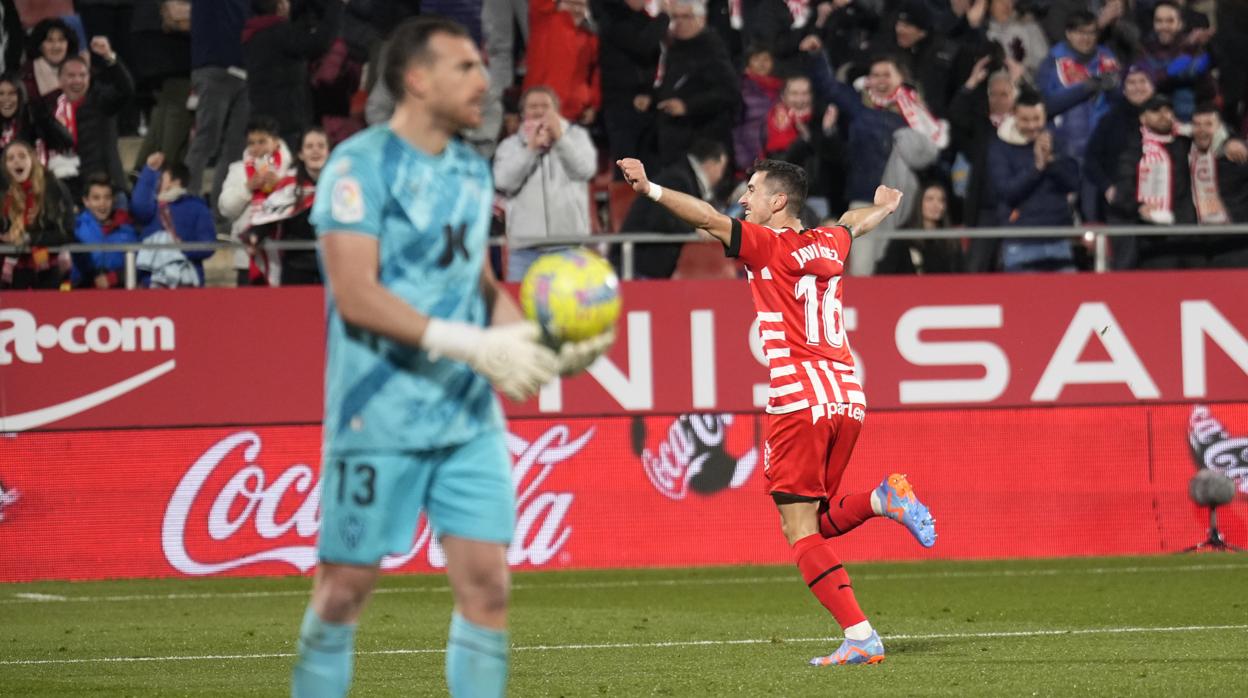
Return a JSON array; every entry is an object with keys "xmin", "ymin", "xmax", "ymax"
[
  {"xmin": 732, "ymin": 45, "xmax": 782, "ymax": 172},
  {"xmin": 19, "ymin": 18, "xmax": 78, "ymax": 105},
  {"xmin": 248, "ymin": 126, "xmax": 329, "ymax": 286},
  {"xmin": 218, "ymin": 116, "xmax": 295, "ymax": 285},
  {"xmin": 1108, "ymin": 94, "xmax": 1198, "ymax": 269},
  {"xmin": 47, "ymin": 38, "xmax": 134, "ymax": 201},
  {"xmin": 72, "ymin": 171, "xmax": 138, "ymax": 288},
  {"xmin": 524, "ymin": 0, "xmax": 601, "ymax": 124},
  {"xmin": 130, "ymin": 151, "xmax": 217, "ymax": 286},
  {"xmin": 0, "ymin": 73, "xmax": 73, "ymax": 160},
  {"xmin": 0, "ymin": 139, "xmax": 74, "ymax": 289}
]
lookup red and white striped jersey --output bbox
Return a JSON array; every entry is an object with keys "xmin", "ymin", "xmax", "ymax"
[{"xmin": 727, "ymin": 218, "xmax": 864, "ymax": 420}]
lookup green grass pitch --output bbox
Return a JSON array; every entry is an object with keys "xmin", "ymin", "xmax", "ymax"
[{"xmin": 2, "ymin": 555, "xmax": 1246, "ymax": 696}]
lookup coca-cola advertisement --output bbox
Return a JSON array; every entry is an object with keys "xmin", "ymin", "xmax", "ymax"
[
  {"xmin": 4, "ymin": 271, "xmax": 1248, "ymax": 432},
  {"xmin": 3, "ymin": 404, "xmax": 1244, "ymax": 583}
]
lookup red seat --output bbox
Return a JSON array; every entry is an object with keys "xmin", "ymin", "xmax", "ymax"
[
  {"xmin": 672, "ymin": 241, "xmax": 740, "ymax": 280},
  {"xmin": 608, "ymin": 181, "xmax": 637, "ymax": 233}
]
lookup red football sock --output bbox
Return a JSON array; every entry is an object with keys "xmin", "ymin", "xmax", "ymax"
[
  {"xmin": 818, "ymin": 491, "xmax": 876, "ymax": 538},
  {"xmin": 792, "ymin": 534, "xmax": 866, "ymax": 629}
]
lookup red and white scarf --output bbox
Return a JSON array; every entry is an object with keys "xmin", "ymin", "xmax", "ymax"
[
  {"xmin": 869, "ymin": 85, "xmax": 948, "ymax": 148},
  {"xmin": 53, "ymin": 93, "xmax": 79, "ymax": 146},
  {"xmin": 1137, "ymin": 126, "xmax": 1174, "ymax": 220},
  {"xmin": 1054, "ymin": 54, "xmax": 1119, "ymax": 88},
  {"xmin": 729, "ymin": 0, "xmax": 810, "ymax": 29},
  {"xmin": 1189, "ymin": 146, "xmax": 1228, "ymax": 224},
  {"xmin": 245, "ymin": 149, "xmax": 285, "ymax": 204}
]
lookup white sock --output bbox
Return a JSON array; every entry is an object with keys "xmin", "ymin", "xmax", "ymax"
[
  {"xmin": 869, "ymin": 490, "xmax": 883, "ymax": 515},
  {"xmin": 844, "ymin": 620, "xmax": 874, "ymax": 641}
]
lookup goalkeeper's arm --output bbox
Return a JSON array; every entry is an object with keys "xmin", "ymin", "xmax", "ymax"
[{"xmin": 320, "ymin": 231, "xmax": 556, "ymax": 401}]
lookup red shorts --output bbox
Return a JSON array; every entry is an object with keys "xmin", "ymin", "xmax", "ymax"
[{"xmin": 763, "ymin": 404, "xmax": 865, "ymax": 501}]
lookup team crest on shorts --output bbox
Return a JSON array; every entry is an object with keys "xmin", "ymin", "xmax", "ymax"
[{"xmin": 340, "ymin": 514, "xmax": 365, "ymax": 550}]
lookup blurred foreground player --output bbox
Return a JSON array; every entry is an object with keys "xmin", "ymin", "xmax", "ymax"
[
  {"xmin": 617, "ymin": 156, "xmax": 937, "ymax": 666},
  {"xmin": 294, "ymin": 17, "xmax": 609, "ymax": 697}
]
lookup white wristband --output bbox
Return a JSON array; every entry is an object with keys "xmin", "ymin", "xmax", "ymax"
[{"xmin": 647, "ymin": 182, "xmax": 663, "ymax": 202}]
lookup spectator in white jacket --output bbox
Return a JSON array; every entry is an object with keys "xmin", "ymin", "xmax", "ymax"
[
  {"xmin": 218, "ymin": 116, "xmax": 294, "ymax": 285},
  {"xmin": 493, "ymin": 86, "xmax": 598, "ymax": 281}
]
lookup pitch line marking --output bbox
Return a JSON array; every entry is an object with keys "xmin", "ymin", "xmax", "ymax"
[
  {"xmin": 3, "ymin": 624, "xmax": 1246, "ymax": 667},
  {"xmin": 5, "ymin": 561, "xmax": 1248, "ymax": 605},
  {"xmin": 11, "ymin": 593, "xmax": 67, "ymax": 601}
]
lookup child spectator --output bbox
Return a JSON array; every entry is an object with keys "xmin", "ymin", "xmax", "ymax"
[
  {"xmin": 131, "ymin": 152, "xmax": 216, "ymax": 286},
  {"xmin": 0, "ymin": 140, "xmax": 74, "ymax": 289},
  {"xmin": 72, "ymin": 171, "xmax": 137, "ymax": 288},
  {"xmin": 19, "ymin": 18, "xmax": 78, "ymax": 105},
  {"xmin": 246, "ymin": 126, "xmax": 329, "ymax": 285},
  {"xmin": 218, "ymin": 116, "xmax": 295, "ymax": 285}
]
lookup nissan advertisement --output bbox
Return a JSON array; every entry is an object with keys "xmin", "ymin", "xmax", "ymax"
[{"xmin": 2, "ymin": 272, "xmax": 1247, "ymax": 582}]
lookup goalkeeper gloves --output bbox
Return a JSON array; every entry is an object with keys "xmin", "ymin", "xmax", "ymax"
[
  {"xmin": 421, "ymin": 319, "xmax": 559, "ymax": 402},
  {"xmin": 556, "ymin": 329, "xmax": 616, "ymax": 376}
]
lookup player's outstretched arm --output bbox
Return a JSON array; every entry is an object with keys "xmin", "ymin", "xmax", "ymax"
[
  {"xmin": 321, "ymin": 232, "xmax": 557, "ymax": 401},
  {"xmin": 617, "ymin": 158, "xmax": 734, "ymax": 246},
  {"xmin": 837, "ymin": 185, "xmax": 903, "ymax": 238}
]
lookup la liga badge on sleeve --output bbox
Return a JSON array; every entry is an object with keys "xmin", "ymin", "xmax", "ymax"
[{"xmin": 332, "ymin": 176, "xmax": 365, "ymax": 224}]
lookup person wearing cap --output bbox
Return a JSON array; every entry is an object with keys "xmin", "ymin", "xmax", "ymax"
[
  {"xmin": 1036, "ymin": 9, "xmax": 1119, "ymax": 166},
  {"xmin": 1108, "ymin": 93, "xmax": 1199, "ymax": 269},
  {"xmin": 1084, "ymin": 66, "xmax": 1156, "ymax": 222}
]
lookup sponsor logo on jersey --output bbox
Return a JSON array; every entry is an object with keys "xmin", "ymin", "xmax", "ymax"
[{"xmin": 819, "ymin": 402, "xmax": 865, "ymax": 423}]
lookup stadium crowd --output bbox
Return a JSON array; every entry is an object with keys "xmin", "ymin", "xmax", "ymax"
[{"xmin": 0, "ymin": 0, "xmax": 1246, "ymax": 290}]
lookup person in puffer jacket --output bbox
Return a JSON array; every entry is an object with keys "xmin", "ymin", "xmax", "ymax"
[
  {"xmin": 987, "ymin": 90, "xmax": 1080, "ymax": 272},
  {"xmin": 1036, "ymin": 10, "xmax": 1119, "ymax": 164}
]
